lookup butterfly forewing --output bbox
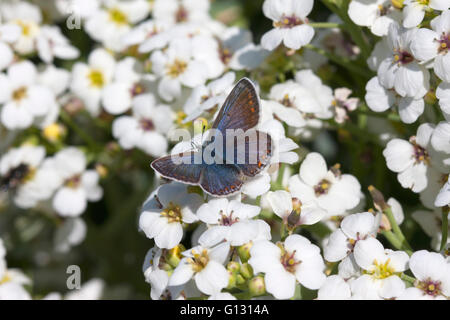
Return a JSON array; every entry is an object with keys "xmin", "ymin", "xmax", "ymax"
[
  {"xmin": 212, "ymin": 78, "xmax": 260, "ymax": 133},
  {"xmin": 151, "ymin": 152, "xmax": 203, "ymax": 184}
]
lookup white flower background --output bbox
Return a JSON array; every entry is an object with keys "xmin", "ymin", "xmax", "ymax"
[{"xmin": 0, "ymin": 0, "xmax": 449, "ymax": 300}]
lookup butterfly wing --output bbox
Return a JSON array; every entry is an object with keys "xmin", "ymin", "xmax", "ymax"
[
  {"xmin": 212, "ymin": 78, "xmax": 260, "ymax": 133},
  {"xmin": 151, "ymin": 152, "xmax": 204, "ymax": 184},
  {"xmin": 200, "ymin": 164, "xmax": 244, "ymax": 196},
  {"xmin": 233, "ymin": 129, "xmax": 273, "ymax": 177}
]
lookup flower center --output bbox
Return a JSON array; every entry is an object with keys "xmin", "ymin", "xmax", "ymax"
[
  {"xmin": 15, "ymin": 20, "xmax": 36, "ymax": 37},
  {"xmin": 278, "ymin": 243, "xmax": 301, "ymax": 273},
  {"xmin": 108, "ymin": 8, "xmax": 128, "ymax": 25},
  {"xmin": 410, "ymin": 137, "xmax": 430, "ymax": 164},
  {"xmin": 393, "ymin": 49, "xmax": 414, "ymax": 65},
  {"xmin": 160, "ymin": 202, "xmax": 182, "ymax": 223},
  {"xmin": 219, "ymin": 47, "xmax": 233, "ymax": 65},
  {"xmin": 87, "ymin": 70, "xmax": 105, "ymax": 88},
  {"xmin": 418, "ymin": 278, "xmax": 442, "ymax": 296},
  {"xmin": 438, "ymin": 33, "xmax": 450, "ymax": 54},
  {"xmin": 65, "ymin": 175, "xmax": 81, "ymax": 189},
  {"xmin": 366, "ymin": 258, "xmax": 395, "ymax": 279},
  {"xmin": 166, "ymin": 59, "xmax": 187, "ymax": 78},
  {"xmin": 131, "ymin": 83, "xmax": 145, "ymax": 96},
  {"xmin": 274, "ymin": 15, "xmax": 304, "ymax": 28},
  {"xmin": 219, "ymin": 210, "xmax": 239, "ymax": 226},
  {"xmin": 281, "ymin": 94, "xmax": 294, "ymax": 107},
  {"xmin": 314, "ymin": 179, "xmax": 331, "ymax": 196},
  {"xmin": 0, "ymin": 272, "xmax": 11, "ymax": 284},
  {"xmin": 175, "ymin": 5, "xmax": 188, "ymax": 23},
  {"xmin": 12, "ymin": 87, "xmax": 28, "ymax": 101},
  {"xmin": 139, "ymin": 118, "xmax": 155, "ymax": 131},
  {"xmin": 187, "ymin": 249, "xmax": 209, "ymax": 273}
]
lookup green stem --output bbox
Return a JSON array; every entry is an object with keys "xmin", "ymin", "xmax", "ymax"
[
  {"xmin": 309, "ymin": 22, "xmax": 341, "ymax": 28},
  {"xmin": 304, "ymin": 44, "xmax": 369, "ymax": 78},
  {"xmin": 440, "ymin": 209, "xmax": 449, "ymax": 251},
  {"xmin": 381, "ymin": 230, "xmax": 405, "ymax": 252},
  {"xmin": 384, "ymin": 206, "xmax": 413, "ymax": 254},
  {"xmin": 400, "ymin": 273, "xmax": 416, "ymax": 285},
  {"xmin": 60, "ymin": 110, "xmax": 100, "ymax": 151}
]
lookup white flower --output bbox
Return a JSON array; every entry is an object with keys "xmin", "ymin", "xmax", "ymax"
[
  {"xmin": 398, "ymin": 250, "xmax": 450, "ymax": 299},
  {"xmin": 139, "ymin": 183, "xmax": 202, "ymax": 249},
  {"xmin": 410, "ymin": 10, "xmax": 450, "ymax": 82},
  {"xmin": 332, "ymin": 88, "xmax": 359, "ymax": 124},
  {"xmin": 317, "ymin": 275, "xmax": 352, "ymax": 300},
  {"xmin": 267, "ymin": 190, "xmax": 326, "ymax": 229},
  {"xmin": 436, "ymin": 82, "xmax": 450, "ymax": 116},
  {"xmin": 151, "ymin": 37, "xmax": 209, "ymax": 101},
  {"xmin": 112, "ymin": 93, "xmax": 172, "ymax": 157},
  {"xmin": 261, "ymin": 0, "xmax": 315, "ymax": 51},
  {"xmin": 0, "ymin": 145, "xmax": 59, "ymax": 208},
  {"xmin": 377, "ymin": 23, "xmax": 429, "ymax": 99},
  {"xmin": 419, "ymin": 167, "xmax": 448, "ymax": 209},
  {"xmin": 249, "ymin": 234, "xmax": 326, "ymax": 299},
  {"xmin": 403, "ymin": 0, "xmax": 449, "ymax": 28},
  {"xmin": 288, "ymin": 152, "xmax": 362, "ymax": 216},
  {"xmin": 323, "ymin": 212, "xmax": 381, "ymax": 263},
  {"xmin": 0, "ymin": 238, "xmax": 31, "ymax": 300},
  {"xmin": 197, "ymin": 198, "xmax": 270, "ymax": 247},
  {"xmin": 51, "ymin": 147, "xmax": 103, "ymax": 217},
  {"xmin": 0, "ymin": 60, "xmax": 56, "ymax": 130},
  {"xmin": 435, "ymin": 179, "xmax": 450, "ymax": 207},
  {"xmin": 266, "ymin": 81, "xmax": 308, "ymax": 128},
  {"xmin": 365, "ymin": 76, "xmax": 425, "ymax": 123},
  {"xmin": 85, "ymin": 0, "xmax": 150, "ymax": 51},
  {"xmin": 383, "ymin": 124, "xmax": 435, "ymax": 192},
  {"xmin": 352, "ymin": 238, "xmax": 409, "ymax": 299},
  {"xmin": 36, "ymin": 25, "xmax": 79, "ymax": 63},
  {"xmin": 169, "ymin": 242, "xmax": 230, "ymax": 295},
  {"xmin": 122, "ymin": 20, "xmax": 170, "ymax": 53},
  {"xmin": 142, "ymin": 247, "xmax": 170, "ymax": 300},
  {"xmin": 102, "ymin": 57, "xmax": 146, "ymax": 115},
  {"xmin": 218, "ymin": 27, "xmax": 269, "ymax": 71},
  {"xmin": 294, "ymin": 69, "xmax": 334, "ymax": 119},
  {"xmin": 70, "ymin": 48, "xmax": 116, "ymax": 116},
  {"xmin": 1, "ymin": 1, "xmax": 42, "ymax": 55},
  {"xmin": 152, "ymin": 0, "xmax": 211, "ymax": 26},
  {"xmin": 0, "ymin": 18, "xmax": 21, "ymax": 71},
  {"xmin": 348, "ymin": 0, "xmax": 402, "ymax": 36}
]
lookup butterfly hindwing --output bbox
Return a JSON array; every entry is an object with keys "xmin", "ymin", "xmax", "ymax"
[
  {"xmin": 200, "ymin": 164, "xmax": 244, "ymax": 196},
  {"xmin": 151, "ymin": 152, "xmax": 204, "ymax": 184},
  {"xmin": 212, "ymin": 78, "xmax": 260, "ymax": 133},
  {"xmin": 233, "ymin": 130, "xmax": 273, "ymax": 177}
]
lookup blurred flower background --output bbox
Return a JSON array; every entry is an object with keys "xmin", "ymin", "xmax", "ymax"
[{"xmin": 0, "ymin": 0, "xmax": 449, "ymax": 300}]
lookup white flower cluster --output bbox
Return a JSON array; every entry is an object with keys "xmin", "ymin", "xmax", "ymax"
[{"xmin": 0, "ymin": 0, "xmax": 448, "ymax": 301}]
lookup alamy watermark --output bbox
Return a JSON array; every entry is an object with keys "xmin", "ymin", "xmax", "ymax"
[{"xmin": 66, "ymin": 265, "xmax": 81, "ymax": 290}]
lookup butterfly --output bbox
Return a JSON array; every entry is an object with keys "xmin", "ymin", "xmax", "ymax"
[{"xmin": 151, "ymin": 78, "xmax": 273, "ymax": 197}]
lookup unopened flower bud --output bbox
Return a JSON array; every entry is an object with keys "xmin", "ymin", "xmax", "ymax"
[
  {"xmin": 227, "ymin": 261, "xmax": 240, "ymax": 274},
  {"xmin": 248, "ymin": 276, "xmax": 266, "ymax": 297},
  {"xmin": 240, "ymin": 263, "xmax": 253, "ymax": 279},
  {"xmin": 237, "ymin": 242, "xmax": 252, "ymax": 263},
  {"xmin": 368, "ymin": 185, "xmax": 389, "ymax": 211}
]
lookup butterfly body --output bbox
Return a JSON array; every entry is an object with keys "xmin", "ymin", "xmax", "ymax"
[{"xmin": 151, "ymin": 78, "xmax": 272, "ymax": 197}]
